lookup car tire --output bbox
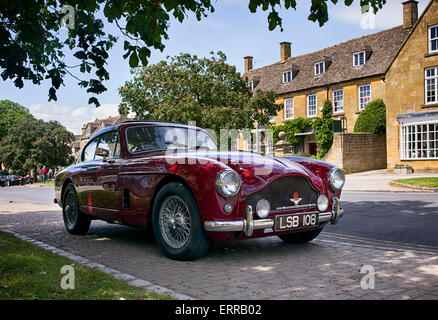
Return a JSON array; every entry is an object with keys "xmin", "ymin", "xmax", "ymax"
[
  {"xmin": 278, "ymin": 228, "xmax": 323, "ymax": 244},
  {"xmin": 62, "ymin": 183, "xmax": 91, "ymax": 235},
  {"xmin": 152, "ymin": 182, "xmax": 210, "ymax": 261}
]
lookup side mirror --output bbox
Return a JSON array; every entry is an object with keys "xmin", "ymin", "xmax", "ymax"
[{"xmin": 95, "ymin": 147, "xmax": 110, "ymax": 159}]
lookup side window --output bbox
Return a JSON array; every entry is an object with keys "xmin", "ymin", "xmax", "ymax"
[
  {"xmin": 95, "ymin": 131, "xmax": 118, "ymax": 160},
  {"xmin": 82, "ymin": 139, "xmax": 98, "ymax": 162}
]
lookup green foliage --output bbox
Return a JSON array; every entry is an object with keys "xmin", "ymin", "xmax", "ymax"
[
  {"xmin": 0, "ymin": 100, "xmax": 30, "ymax": 142},
  {"xmin": 271, "ymin": 118, "xmax": 313, "ymax": 145},
  {"xmin": 0, "ymin": 116, "xmax": 74, "ymax": 174},
  {"xmin": 0, "ymin": 1, "xmax": 388, "ymax": 106},
  {"xmin": 354, "ymin": 99, "xmax": 386, "ymax": 134},
  {"xmin": 312, "ymin": 99, "xmax": 333, "ymax": 159},
  {"xmin": 297, "ymin": 152, "xmax": 317, "ymax": 159},
  {"xmin": 119, "ymin": 52, "xmax": 282, "ymax": 133}
]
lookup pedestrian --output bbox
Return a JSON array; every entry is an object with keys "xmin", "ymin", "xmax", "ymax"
[
  {"xmin": 48, "ymin": 168, "xmax": 53, "ymax": 180},
  {"xmin": 40, "ymin": 166, "xmax": 48, "ymax": 183}
]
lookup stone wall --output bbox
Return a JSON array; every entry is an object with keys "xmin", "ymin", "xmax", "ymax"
[{"xmin": 323, "ymin": 133, "xmax": 387, "ymax": 173}]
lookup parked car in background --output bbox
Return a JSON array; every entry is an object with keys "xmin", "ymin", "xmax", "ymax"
[
  {"xmin": 54, "ymin": 121, "xmax": 345, "ymax": 261},
  {"xmin": 0, "ymin": 175, "xmax": 5, "ymax": 187},
  {"xmin": 22, "ymin": 174, "xmax": 33, "ymax": 184}
]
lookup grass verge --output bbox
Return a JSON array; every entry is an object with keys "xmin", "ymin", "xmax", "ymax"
[
  {"xmin": 0, "ymin": 231, "xmax": 173, "ymax": 300},
  {"xmin": 393, "ymin": 177, "xmax": 438, "ymax": 188}
]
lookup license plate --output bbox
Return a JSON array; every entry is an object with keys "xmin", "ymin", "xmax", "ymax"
[{"xmin": 275, "ymin": 212, "xmax": 319, "ymax": 232}]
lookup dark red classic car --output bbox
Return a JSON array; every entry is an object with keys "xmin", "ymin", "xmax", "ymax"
[{"xmin": 54, "ymin": 121, "xmax": 345, "ymax": 260}]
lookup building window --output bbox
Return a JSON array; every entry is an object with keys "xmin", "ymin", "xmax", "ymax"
[
  {"xmin": 429, "ymin": 25, "xmax": 438, "ymax": 53},
  {"xmin": 425, "ymin": 67, "xmax": 438, "ymax": 104},
  {"xmin": 353, "ymin": 51, "xmax": 366, "ymax": 66},
  {"xmin": 283, "ymin": 70, "xmax": 292, "ymax": 83},
  {"xmin": 401, "ymin": 122, "xmax": 438, "ymax": 160},
  {"xmin": 314, "ymin": 62, "xmax": 325, "ymax": 76},
  {"xmin": 359, "ymin": 84, "xmax": 371, "ymax": 110},
  {"xmin": 284, "ymin": 98, "xmax": 294, "ymax": 120},
  {"xmin": 307, "ymin": 94, "xmax": 317, "ymax": 117},
  {"xmin": 248, "ymin": 81, "xmax": 254, "ymax": 90},
  {"xmin": 333, "ymin": 89, "xmax": 344, "ymax": 113}
]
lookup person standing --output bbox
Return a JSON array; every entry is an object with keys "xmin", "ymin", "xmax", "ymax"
[{"xmin": 40, "ymin": 166, "xmax": 48, "ymax": 183}]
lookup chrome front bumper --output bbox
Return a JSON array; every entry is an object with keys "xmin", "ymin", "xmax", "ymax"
[{"xmin": 204, "ymin": 197, "xmax": 344, "ymax": 237}]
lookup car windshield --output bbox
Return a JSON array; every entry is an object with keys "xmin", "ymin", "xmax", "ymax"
[{"xmin": 126, "ymin": 126, "xmax": 218, "ymax": 154}]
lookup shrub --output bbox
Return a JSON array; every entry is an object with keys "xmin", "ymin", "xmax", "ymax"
[
  {"xmin": 312, "ymin": 99, "xmax": 334, "ymax": 159},
  {"xmin": 354, "ymin": 99, "xmax": 386, "ymax": 134},
  {"xmin": 271, "ymin": 118, "xmax": 313, "ymax": 145}
]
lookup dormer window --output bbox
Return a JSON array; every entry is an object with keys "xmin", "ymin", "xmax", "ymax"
[
  {"xmin": 314, "ymin": 62, "xmax": 325, "ymax": 76},
  {"xmin": 429, "ymin": 25, "xmax": 438, "ymax": 53},
  {"xmin": 247, "ymin": 81, "xmax": 254, "ymax": 90},
  {"xmin": 283, "ymin": 70, "xmax": 292, "ymax": 83},
  {"xmin": 353, "ymin": 51, "xmax": 366, "ymax": 66}
]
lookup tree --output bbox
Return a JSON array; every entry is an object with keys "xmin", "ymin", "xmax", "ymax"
[
  {"xmin": 0, "ymin": 115, "xmax": 74, "ymax": 174},
  {"xmin": 119, "ymin": 52, "xmax": 282, "ymax": 133},
  {"xmin": 0, "ymin": 1, "xmax": 388, "ymax": 106},
  {"xmin": 312, "ymin": 99, "xmax": 333, "ymax": 159},
  {"xmin": 354, "ymin": 99, "xmax": 386, "ymax": 134},
  {"xmin": 0, "ymin": 100, "xmax": 30, "ymax": 141}
]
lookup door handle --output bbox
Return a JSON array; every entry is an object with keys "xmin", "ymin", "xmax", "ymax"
[{"xmin": 103, "ymin": 158, "xmax": 116, "ymax": 164}]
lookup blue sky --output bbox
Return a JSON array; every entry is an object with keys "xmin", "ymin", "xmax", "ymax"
[{"xmin": 0, "ymin": 0, "xmax": 429, "ymax": 134}]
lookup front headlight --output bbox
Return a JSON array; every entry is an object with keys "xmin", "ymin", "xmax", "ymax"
[
  {"xmin": 328, "ymin": 167, "xmax": 345, "ymax": 192},
  {"xmin": 215, "ymin": 170, "xmax": 241, "ymax": 198}
]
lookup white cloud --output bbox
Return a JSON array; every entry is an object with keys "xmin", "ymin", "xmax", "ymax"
[
  {"xmin": 330, "ymin": 0, "xmax": 428, "ymax": 30},
  {"xmin": 29, "ymin": 103, "xmax": 121, "ymax": 135}
]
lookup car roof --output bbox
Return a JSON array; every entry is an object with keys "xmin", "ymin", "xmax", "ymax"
[{"xmin": 87, "ymin": 121, "xmax": 202, "ymax": 144}]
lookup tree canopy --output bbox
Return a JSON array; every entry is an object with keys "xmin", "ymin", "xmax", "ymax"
[
  {"xmin": 119, "ymin": 52, "xmax": 282, "ymax": 133},
  {"xmin": 0, "ymin": 100, "xmax": 30, "ymax": 141},
  {"xmin": 0, "ymin": 0, "xmax": 387, "ymax": 106},
  {"xmin": 0, "ymin": 115, "xmax": 74, "ymax": 174}
]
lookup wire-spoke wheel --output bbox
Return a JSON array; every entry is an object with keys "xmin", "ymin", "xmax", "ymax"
[
  {"xmin": 152, "ymin": 182, "xmax": 210, "ymax": 261},
  {"xmin": 62, "ymin": 183, "xmax": 91, "ymax": 235},
  {"xmin": 159, "ymin": 195, "xmax": 192, "ymax": 249}
]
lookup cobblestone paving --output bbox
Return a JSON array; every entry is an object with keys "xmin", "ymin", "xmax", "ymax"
[{"xmin": 0, "ymin": 209, "xmax": 437, "ymax": 300}]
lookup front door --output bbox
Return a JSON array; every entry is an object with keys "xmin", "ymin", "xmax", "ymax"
[
  {"xmin": 93, "ymin": 131, "xmax": 122, "ymax": 212},
  {"xmin": 309, "ymin": 143, "xmax": 318, "ymax": 156}
]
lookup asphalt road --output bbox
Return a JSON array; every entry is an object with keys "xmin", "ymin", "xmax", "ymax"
[
  {"xmin": 1, "ymin": 186, "xmax": 437, "ymax": 250},
  {"xmin": 0, "ymin": 185, "xmax": 54, "ymax": 204},
  {"xmin": 323, "ymin": 192, "xmax": 438, "ymax": 251}
]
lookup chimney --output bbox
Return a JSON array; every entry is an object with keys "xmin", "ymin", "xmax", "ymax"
[
  {"xmin": 402, "ymin": 0, "xmax": 418, "ymax": 29},
  {"xmin": 244, "ymin": 56, "xmax": 253, "ymax": 73},
  {"xmin": 280, "ymin": 42, "xmax": 291, "ymax": 63}
]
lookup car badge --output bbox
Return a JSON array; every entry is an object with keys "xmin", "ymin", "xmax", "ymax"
[{"xmin": 290, "ymin": 192, "xmax": 302, "ymax": 206}]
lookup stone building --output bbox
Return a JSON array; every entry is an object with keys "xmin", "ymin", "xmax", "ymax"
[
  {"xmin": 243, "ymin": 0, "xmax": 438, "ymax": 172},
  {"xmin": 386, "ymin": 0, "xmax": 438, "ymax": 172},
  {"xmin": 80, "ymin": 115, "xmax": 128, "ymax": 149}
]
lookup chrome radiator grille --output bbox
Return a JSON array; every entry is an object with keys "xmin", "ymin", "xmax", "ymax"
[{"xmin": 246, "ymin": 176, "xmax": 319, "ymax": 211}]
